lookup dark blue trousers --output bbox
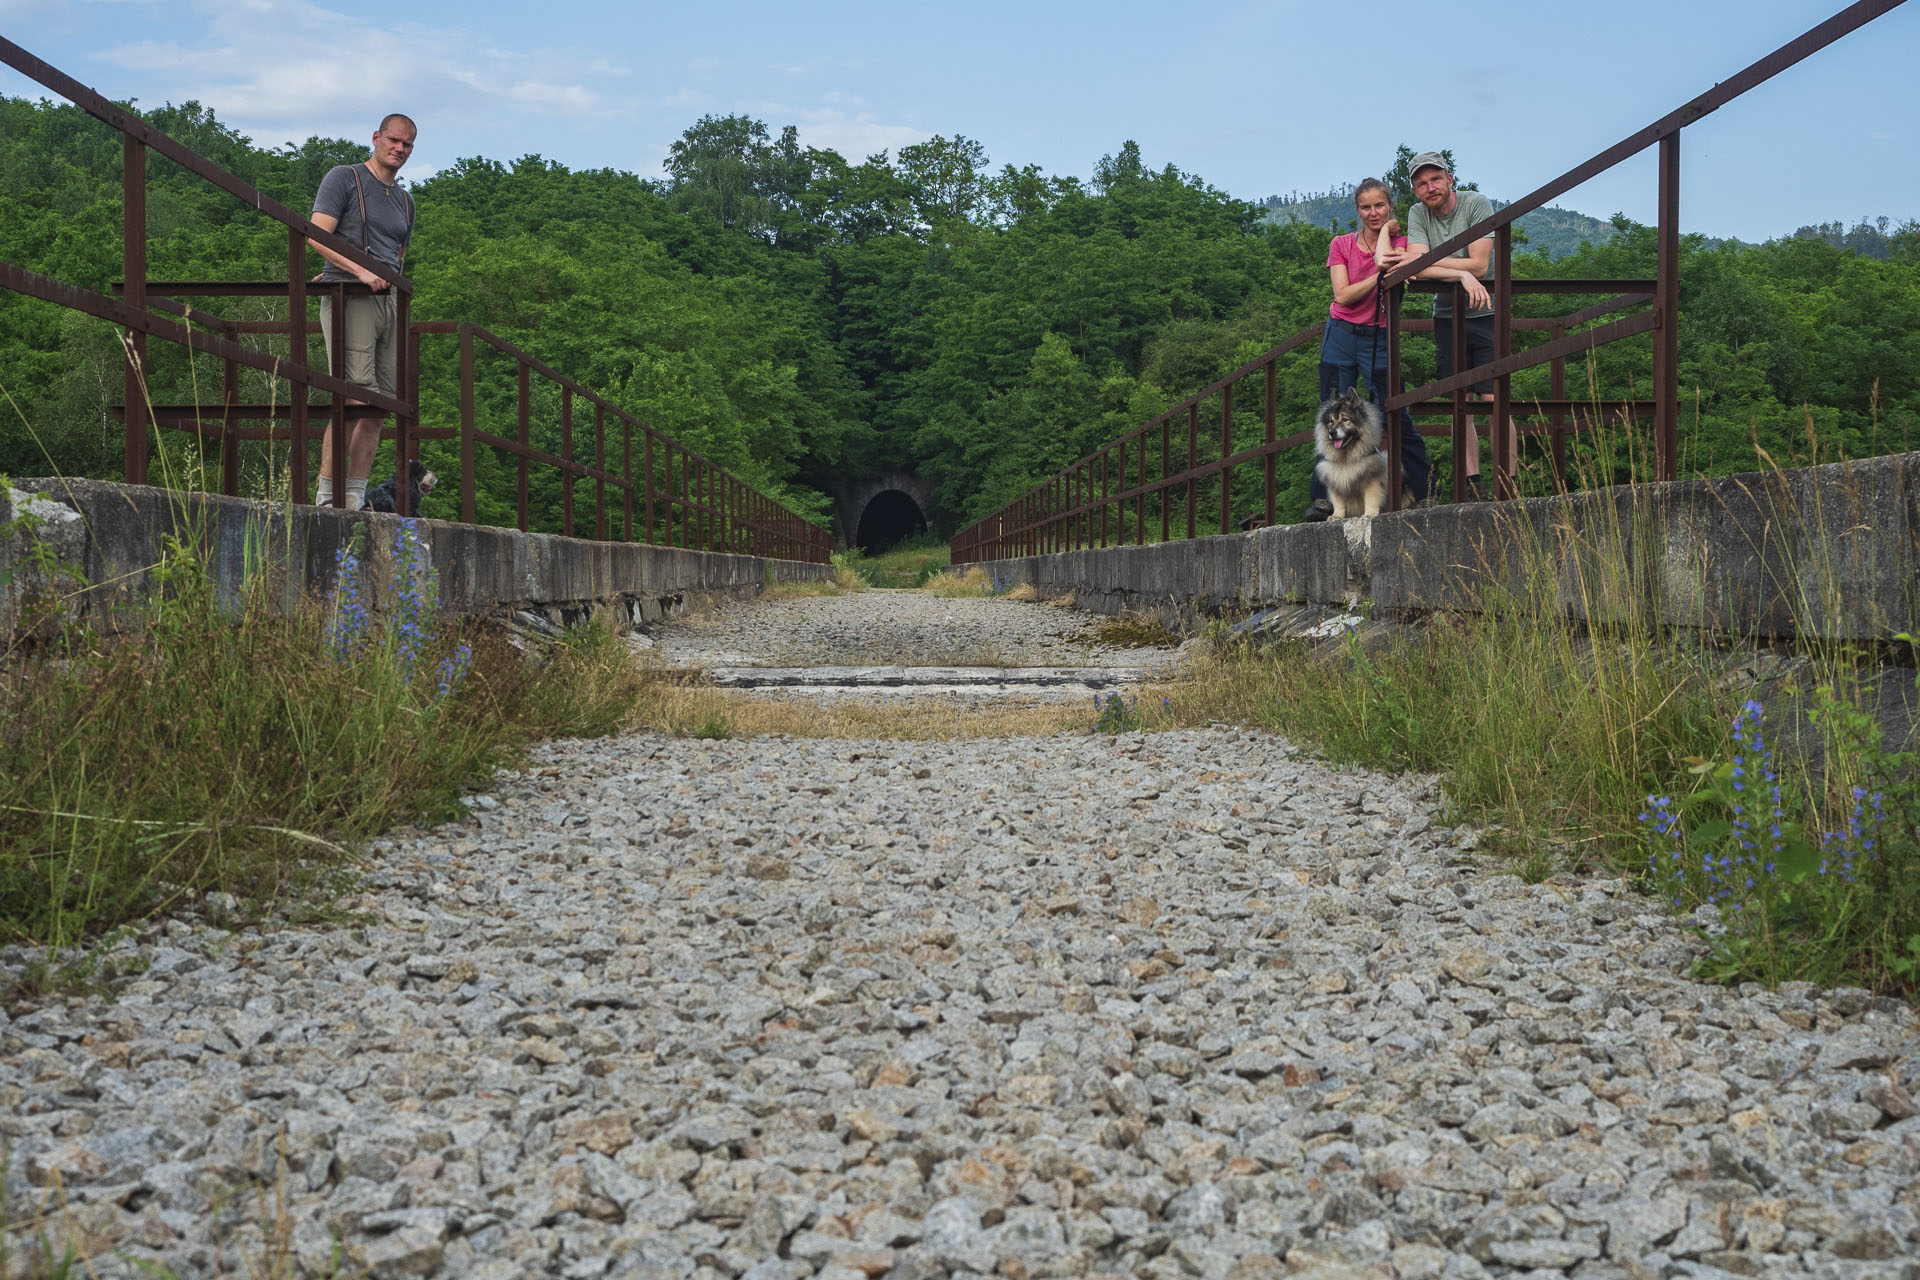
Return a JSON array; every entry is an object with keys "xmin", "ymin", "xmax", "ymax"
[{"xmin": 1312, "ymin": 320, "xmax": 1431, "ymax": 503}]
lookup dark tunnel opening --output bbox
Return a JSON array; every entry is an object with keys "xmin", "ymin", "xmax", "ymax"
[{"xmin": 853, "ymin": 489, "xmax": 928, "ymax": 553}]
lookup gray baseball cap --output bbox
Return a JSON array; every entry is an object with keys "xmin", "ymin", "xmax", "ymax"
[{"xmin": 1408, "ymin": 151, "xmax": 1450, "ymax": 178}]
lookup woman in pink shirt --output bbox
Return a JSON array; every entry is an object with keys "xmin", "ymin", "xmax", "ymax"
[{"xmin": 1304, "ymin": 179, "xmax": 1432, "ymax": 520}]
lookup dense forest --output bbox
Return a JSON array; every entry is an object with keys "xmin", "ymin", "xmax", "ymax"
[
  {"xmin": 1263, "ymin": 188, "xmax": 1620, "ymax": 261},
  {"xmin": 2, "ymin": 96, "xmax": 1916, "ymax": 540}
]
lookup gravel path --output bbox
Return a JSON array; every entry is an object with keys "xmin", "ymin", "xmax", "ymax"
[
  {"xmin": 3, "ymin": 593, "xmax": 1917, "ymax": 1279},
  {"xmin": 645, "ymin": 591, "xmax": 1186, "ymax": 676}
]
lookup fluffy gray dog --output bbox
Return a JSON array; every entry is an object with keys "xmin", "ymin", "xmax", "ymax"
[{"xmin": 1313, "ymin": 388, "xmax": 1387, "ymax": 519}]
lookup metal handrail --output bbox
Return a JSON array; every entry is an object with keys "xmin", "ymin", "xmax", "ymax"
[
  {"xmin": 952, "ymin": 0, "xmax": 1907, "ymax": 564},
  {"xmin": 0, "ymin": 37, "xmax": 832, "ymax": 563},
  {"xmin": 951, "ymin": 280, "xmax": 1656, "ymax": 564}
]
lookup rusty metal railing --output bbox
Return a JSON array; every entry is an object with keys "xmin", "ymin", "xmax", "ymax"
[
  {"xmin": 952, "ymin": 0, "xmax": 1905, "ymax": 565},
  {"xmin": 949, "ymin": 280, "xmax": 1658, "ymax": 564},
  {"xmin": 0, "ymin": 36, "xmax": 831, "ymax": 564}
]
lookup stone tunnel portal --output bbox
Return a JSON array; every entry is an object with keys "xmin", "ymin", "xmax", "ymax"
[{"xmin": 853, "ymin": 489, "xmax": 929, "ymax": 553}]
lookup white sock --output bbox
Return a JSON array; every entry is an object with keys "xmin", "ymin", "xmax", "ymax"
[
  {"xmin": 346, "ymin": 480, "xmax": 368, "ymax": 512},
  {"xmin": 316, "ymin": 476, "xmax": 335, "ymax": 506}
]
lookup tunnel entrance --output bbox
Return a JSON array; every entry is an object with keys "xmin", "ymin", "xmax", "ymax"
[{"xmin": 853, "ymin": 489, "xmax": 928, "ymax": 553}]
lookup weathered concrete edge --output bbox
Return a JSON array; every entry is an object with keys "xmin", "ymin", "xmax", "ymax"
[
  {"xmin": 970, "ymin": 452, "xmax": 1920, "ymax": 643},
  {"xmin": 2, "ymin": 479, "xmax": 831, "ymax": 637}
]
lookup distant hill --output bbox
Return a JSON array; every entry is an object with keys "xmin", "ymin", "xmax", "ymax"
[
  {"xmin": 1786, "ymin": 217, "xmax": 1908, "ymax": 260},
  {"xmin": 1260, "ymin": 188, "xmax": 1616, "ymax": 260}
]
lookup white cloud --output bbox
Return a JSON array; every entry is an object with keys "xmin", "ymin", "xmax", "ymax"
[
  {"xmin": 755, "ymin": 95, "xmax": 925, "ymax": 160},
  {"xmin": 791, "ymin": 111, "xmax": 927, "ymax": 160},
  {"xmin": 87, "ymin": 0, "xmax": 634, "ymax": 147}
]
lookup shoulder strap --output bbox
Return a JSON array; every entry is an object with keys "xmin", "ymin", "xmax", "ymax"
[{"xmin": 349, "ymin": 166, "xmax": 371, "ymax": 253}]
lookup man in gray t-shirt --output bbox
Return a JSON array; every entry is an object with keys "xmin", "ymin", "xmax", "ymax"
[
  {"xmin": 308, "ymin": 113, "xmax": 417, "ymax": 510},
  {"xmin": 1387, "ymin": 151, "xmax": 1511, "ymax": 497}
]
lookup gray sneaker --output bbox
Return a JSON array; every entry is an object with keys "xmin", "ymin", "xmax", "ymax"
[{"xmin": 1301, "ymin": 498, "xmax": 1334, "ymax": 523}]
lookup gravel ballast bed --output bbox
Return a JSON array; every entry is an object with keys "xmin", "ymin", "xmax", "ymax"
[{"xmin": 4, "ymin": 722, "xmax": 1917, "ymax": 1278}]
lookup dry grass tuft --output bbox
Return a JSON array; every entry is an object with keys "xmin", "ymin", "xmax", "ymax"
[
  {"xmin": 628, "ymin": 670, "xmax": 1091, "ymax": 739},
  {"xmin": 1004, "ymin": 582, "xmax": 1039, "ymax": 602},
  {"xmin": 920, "ymin": 566, "xmax": 996, "ymax": 597}
]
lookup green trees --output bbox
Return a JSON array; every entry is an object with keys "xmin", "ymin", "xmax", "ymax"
[{"xmin": 2, "ymin": 95, "xmax": 1915, "ymax": 538}]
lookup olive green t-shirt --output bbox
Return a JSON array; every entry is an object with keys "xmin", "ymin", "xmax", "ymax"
[{"xmin": 1407, "ymin": 188, "xmax": 1494, "ymax": 319}]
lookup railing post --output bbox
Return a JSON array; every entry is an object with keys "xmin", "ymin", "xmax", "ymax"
[
  {"xmin": 122, "ymin": 135, "xmax": 148, "ymax": 485},
  {"xmin": 1099, "ymin": 453, "xmax": 1109, "ymax": 548},
  {"xmin": 594, "ymin": 402, "xmax": 607, "ymax": 541},
  {"xmin": 221, "ymin": 353, "xmax": 239, "ymax": 495},
  {"xmin": 675, "ymin": 448, "xmax": 685, "ymax": 548},
  {"xmin": 622, "ymin": 418, "xmax": 633, "ymax": 542},
  {"xmin": 1451, "ymin": 284, "xmax": 1469, "ymax": 505},
  {"xmin": 1386, "ymin": 285, "xmax": 1402, "ymax": 511},
  {"xmin": 1550, "ymin": 320, "xmax": 1569, "ymax": 490},
  {"xmin": 458, "ymin": 323, "xmax": 476, "ymax": 523},
  {"xmin": 405, "ymin": 318, "xmax": 422, "ymax": 504},
  {"xmin": 1492, "ymin": 223, "xmax": 1515, "ymax": 500},
  {"xmin": 644, "ymin": 430, "xmax": 656, "ymax": 543},
  {"xmin": 1263, "ymin": 360, "xmax": 1276, "ymax": 527},
  {"xmin": 394, "ymin": 282, "xmax": 412, "ymax": 514},
  {"xmin": 288, "ymin": 228, "xmax": 308, "ymax": 505},
  {"xmin": 1136, "ymin": 434, "xmax": 1146, "ymax": 545},
  {"xmin": 517, "ymin": 361, "xmax": 531, "ymax": 531},
  {"xmin": 1160, "ymin": 418, "xmax": 1170, "ymax": 543},
  {"xmin": 1186, "ymin": 404, "xmax": 1198, "ymax": 541},
  {"xmin": 561, "ymin": 386, "xmax": 574, "ymax": 538},
  {"xmin": 328, "ymin": 284, "xmax": 348, "ymax": 507},
  {"xmin": 1218, "ymin": 382, "xmax": 1232, "ymax": 535},
  {"xmin": 1654, "ymin": 128, "xmax": 1680, "ymax": 482}
]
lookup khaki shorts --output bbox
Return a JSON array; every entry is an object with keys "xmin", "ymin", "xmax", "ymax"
[{"xmin": 318, "ymin": 290, "xmax": 398, "ymax": 401}]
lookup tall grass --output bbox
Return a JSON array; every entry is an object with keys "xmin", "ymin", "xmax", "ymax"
[
  {"xmin": 853, "ymin": 534, "xmax": 950, "ymax": 588},
  {"xmin": 0, "ymin": 515, "xmax": 644, "ymax": 949},
  {"xmin": 1164, "ymin": 438, "xmax": 1920, "ymax": 991}
]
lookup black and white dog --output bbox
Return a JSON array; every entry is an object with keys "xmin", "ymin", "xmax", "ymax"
[
  {"xmin": 1312, "ymin": 388, "xmax": 1388, "ymax": 519},
  {"xmin": 364, "ymin": 460, "xmax": 439, "ymax": 515}
]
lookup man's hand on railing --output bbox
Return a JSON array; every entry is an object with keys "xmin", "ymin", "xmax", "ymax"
[{"xmin": 1460, "ymin": 274, "xmax": 1491, "ymax": 312}]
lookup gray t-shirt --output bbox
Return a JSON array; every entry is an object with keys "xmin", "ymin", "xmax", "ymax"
[
  {"xmin": 1407, "ymin": 188, "xmax": 1494, "ymax": 319},
  {"xmin": 313, "ymin": 163, "xmax": 414, "ymax": 282}
]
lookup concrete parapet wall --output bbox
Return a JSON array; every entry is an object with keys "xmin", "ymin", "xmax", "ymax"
[
  {"xmin": 974, "ymin": 452, "xmax": 1920, "ymax": 643},
  {"xmin": 1, "ymin": 479, "xmax": 830, "ymax": 638}
]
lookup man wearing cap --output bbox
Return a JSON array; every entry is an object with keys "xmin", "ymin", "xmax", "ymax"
[
  {"xmin": 308, "ymin": 113, "xmax": 417, "ymax": 511},
  {"xmin": 1388, "ymin": 151, "xmax": 1511, "ymax": 498}
]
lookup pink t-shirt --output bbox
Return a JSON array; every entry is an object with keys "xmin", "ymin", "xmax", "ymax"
[{"xmin": 1327, "ymin": 231, "xmax": 1407, "ymax": 325}]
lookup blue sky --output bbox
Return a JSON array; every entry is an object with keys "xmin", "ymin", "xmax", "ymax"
[{"xmin": 3, "ymin": 0, "xmax": 1914, "ymax": 242}]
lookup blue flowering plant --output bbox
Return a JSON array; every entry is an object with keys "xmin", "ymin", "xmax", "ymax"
[
  {"xmin": 1641, "ymin": 674, "xmax": 1918, "ymax": 991},
  {"xmin": 1640, "ymin": 700, "xmax": 1823, "ymax": 912},
  {"xmin": 325, "ymin": 520, "xmax": 470, "ymax": 703}
]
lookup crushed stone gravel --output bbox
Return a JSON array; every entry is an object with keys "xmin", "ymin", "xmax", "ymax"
[{"xmin": 3, "ymin": 591, "xmax": 1916, "ymax": 1279}]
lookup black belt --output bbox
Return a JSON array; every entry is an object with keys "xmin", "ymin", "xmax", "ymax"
[{"xmin": 1332, "ymin": 317, "xmax": 1384, "ymax": 336}]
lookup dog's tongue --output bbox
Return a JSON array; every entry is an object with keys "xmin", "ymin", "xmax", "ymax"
[{"xmin": 1333, "ymin": 437, "xmax": 1350, "ymax": 449}]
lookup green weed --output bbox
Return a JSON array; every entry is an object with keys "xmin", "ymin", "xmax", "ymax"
[
  {"xmin": 1092, "ymin": 613, "xmax": 1180, "ymax": 648},
  {"xmin": 0, "ymin": 519, "xmax": 645, "ymax": 949},
  {"xmin": 856, "ymin": 534, "xmax": 950, "ymax": 589}
]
